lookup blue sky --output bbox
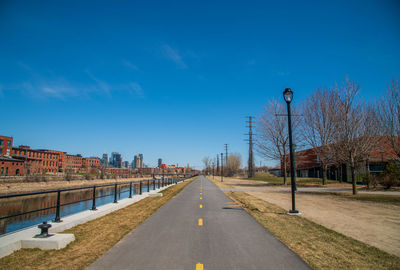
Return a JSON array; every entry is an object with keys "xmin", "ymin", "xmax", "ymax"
[{"xmin": 0, "ymin": 0, "xmax": 399, "ymax": 169}]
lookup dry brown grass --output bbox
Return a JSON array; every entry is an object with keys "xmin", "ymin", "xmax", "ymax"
[
  {"xmin": 206, "ymin": 176, "xmax": 232, "ymax": 188},
  {"xmin": 228, "ymin": 191, "xmax": 400, "ymax": 270},
  {"xmin": 0, "ymin": 177, "xmax": 197, "ymax": 270}
]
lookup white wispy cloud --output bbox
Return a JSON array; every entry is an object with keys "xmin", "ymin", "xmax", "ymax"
[
  {"xmin": 0, "ymin": 63, "xmax": 146, "ymax": 100},
  {"xmin": 17, "ymin": 62, "xmax": 32, "ymax": 71},
  {"xmin": 122, "ymin": 60, "xmax": 139, "ymax": 71},
  {"xmin": 129, "ymin": 82, "xmax": 144, "ymax": 98},
  {"xmin": 85, "ymin": 70, "xmax": 111, "ymax": 95},
  {"xmin": 162, "ymin": 44, "xmax": 187, "ymax": 68}
]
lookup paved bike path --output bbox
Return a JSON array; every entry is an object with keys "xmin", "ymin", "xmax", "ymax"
[{"xmin": 87, "ymin": 176, "xmax": 310, "ymax": 270}]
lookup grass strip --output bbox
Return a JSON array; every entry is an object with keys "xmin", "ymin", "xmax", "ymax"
[
  {"xmin": 300, "ymin": 191, "xmax": 400, "ymax": 206},
  {"xmin": 206, "ymin": 176, "xmax": 232, "ymax": 188},
  {"xmin": 246, "ymin": 176, "xmax": 338, "ymax": 186},
  {"xmin": 0, "ymin": 177, "xmax": 197, "ymax": 270},
  {"xmin": 228, "ymin": 191, "xmax": 400, "ymax": 270}
]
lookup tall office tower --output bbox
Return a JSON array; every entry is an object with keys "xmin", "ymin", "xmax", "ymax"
[
  {"xmin": 123, "ymin": 161, "xmax": 129, "ymax": 168},
  {"xmin": 111, "ymin": 152, "xmax": 122, "ymax": 168},
  {"xmin": 139, "ymin": 154, "xmax": 143, "ymax": 168},
  {"xmin": 158, "ymin": 158, "xmax": 162, "ymax": 167},
  {"xmin": 133, "ymin": 155, "xmax": 137, "ymax": 168},
  {"xmin": 135, "ymin": 155, "xmax": 141, "ymax": 169},
  {"xmin": 102, "ymin": 154, "xmax": 108, "ymax": 166}
]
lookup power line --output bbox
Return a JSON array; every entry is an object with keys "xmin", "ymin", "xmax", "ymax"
[{"xmin": 216, "ymin": 154, "xmax": 220, "ymax": 176}]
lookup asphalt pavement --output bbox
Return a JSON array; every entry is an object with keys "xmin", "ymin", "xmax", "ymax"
[{"xmin": 87, "ymin": 176, "xmax": 310, "ymax": 270}]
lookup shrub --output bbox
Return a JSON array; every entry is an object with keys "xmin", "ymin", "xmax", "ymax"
[{"xmin": 379, "ymin": 162, "xmax": 400, "ymax": 189}]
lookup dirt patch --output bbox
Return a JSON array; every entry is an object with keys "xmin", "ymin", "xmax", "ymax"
[
  {"xmin": 216, "ymin": 177, "xmax": 400, "ymax": 257},
  {"xmin": 224, "ymin": 176, "xmax": 353, "ymax": 188},
  {"xmin": 229, "ymin": 191, "xmax": 400, "ymax": 270},
  {"xmin": 247, "ymin": 190, "xmax": 400, "ymax": 257}
]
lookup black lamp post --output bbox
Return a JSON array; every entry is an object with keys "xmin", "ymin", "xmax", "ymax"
[{"xmin": 283, "ymin": 88, "xmax": 299, "ymax": 214}]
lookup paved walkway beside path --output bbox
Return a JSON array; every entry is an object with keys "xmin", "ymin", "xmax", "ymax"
[{"xmin": 87, "ymin": 176, "xmax": 310, "ymax": 270}]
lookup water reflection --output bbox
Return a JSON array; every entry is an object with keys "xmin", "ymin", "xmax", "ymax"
[{"xmin": 0, "ymin": 181, "xmax": 158, "ymax": 235}]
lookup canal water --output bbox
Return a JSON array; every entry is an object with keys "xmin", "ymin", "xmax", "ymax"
[{"xmin": 0, "ymin": 181, "xmax": 159, "ymax": 235}]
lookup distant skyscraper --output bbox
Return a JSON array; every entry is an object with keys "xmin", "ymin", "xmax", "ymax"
[
  {"xmin": 123, "ymin": 161, "xmax": 129, "ymax": 168},
  {"xmin": 139, "ymin": 154, "xmax": 143, "ymax": 168},
  {"xmin": 102, "ymin": 154, "xmax": 108, "ymax": 167},
  {"xmin": 158, "ymin": 158, "xmax": 162, "ymax": 167},
  {"xmin": 133, "ymin": 155, "xmax": 137, "ymax": 168},
  {"xmin": 136, "ymin": 155, "xmax": 141, "ymax": 169},
  {"xmin": 111, "ymin": 152, "xmax": 122, "ymax": 168}
]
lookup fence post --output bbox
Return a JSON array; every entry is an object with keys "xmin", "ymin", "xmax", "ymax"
[
  {"xmin": 91, "ymin": 186, "xmax": 97, "ymax": 210},
  {"xmin": 114, "ymin": 183, "xmax": 118, "ymax": 203},
  {"xmin": 139, "ymin": 181, "xmax": 142, "ymax": 195},
  {"xmin": 54, "ymin": 190, "xmax": 61, "ymax": 222},
  {"xmin": 148, "ymin": 180, "xmax": 150, "ymax": 192},
  {"xmin": 153, "ymin": 179, "xmax": 155, "ymax": 190},
  {"xmin": 129, "ymin": 182, "xmax": 132, "ymax": 198}
]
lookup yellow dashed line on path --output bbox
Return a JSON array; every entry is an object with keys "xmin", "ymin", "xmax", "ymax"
[
  {"xmin": 200, "ymin": 197, "xmax": 202, "ymax": 200},
  {"xmin": 198, "ymin": 218, "xmax": 203, "ymax": 226},
  {"xmin": 199, "ymin": 204, "xmax": 203, "ymax": 208},
  {"xmin": 196, "ymin": 263, "xmax": 204, "ymax": 270}
]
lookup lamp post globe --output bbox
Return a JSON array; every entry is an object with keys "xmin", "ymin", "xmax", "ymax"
[{"xmin": 283, "ymin": 88, "xmax": 293, "ymax": 104}]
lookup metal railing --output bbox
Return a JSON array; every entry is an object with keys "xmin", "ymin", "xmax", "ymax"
[{"xmin": 0, "ymin": 175, "xmax": 194, "ymax": 230}]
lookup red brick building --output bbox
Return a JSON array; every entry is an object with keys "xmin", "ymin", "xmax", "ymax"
[
  {"xmin": 0, "ymin": 136, "xmax": 13, "ymax": 156},
  {"xmin": 41, "ymin": 149, "xmax": 67, "ymax": 172},
  {"xmin": 288, "ymin": 137, "xmax": 399, "ymax": 181},
  {"xmin": 0, "ymin": 156, "xmax": 24, "ymax": 176},
  {"xmin": 105, "ymin": 168, "xmax": 131, "ymax": 174},
  {"xmin": 66, "ymin": 154, "xmax": 83, "ymax": 172},
  {"xmin": 83, "ymin": 157, "xmax": 101, "ymax": 170}
]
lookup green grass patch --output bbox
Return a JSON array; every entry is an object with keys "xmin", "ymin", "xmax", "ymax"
[{"xmin": 229, "ymin": 191, "xmax": 400, "ymax": 270}]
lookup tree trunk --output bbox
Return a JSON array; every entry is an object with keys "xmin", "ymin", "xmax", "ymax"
[
  {"xmin": 322, "ymin": 163, "xmax": 327, "ymax": 185},
  {"xmin": 283, "ymin": 155, "xmax": 287, "ymax": 185},
  {"xmin": 365, "ymin": 159, "xmax": 371, "ymax": 189},
  {"xmin": 351, "ymin": 165, "xmax": 357, "ymax": 195}
]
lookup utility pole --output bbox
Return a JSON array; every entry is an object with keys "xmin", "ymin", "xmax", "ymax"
[
  {"xmin": 216, "ymin": 154, "xmax": 220, "ymax": 176},
  {"xmin": 245, "ymin": 116, "xmax": 255, "ymax": 178},
  {"xmin": 224, "ymin": 144, "xmax": 228, "ymax": 164},
  {"xmin": 220, "ymin": 153, "xmax": 224, "ymax": 182}
]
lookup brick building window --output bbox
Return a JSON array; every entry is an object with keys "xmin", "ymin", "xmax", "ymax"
[
  {"xmin": 1, "ymin": 167, "xmax": 3, "ymax": 176},
  {"xmin": 0, "ymin": 139, "xmax": 3, "ymax": 145},
  {"xmin": 16, "ymin": 169, "xmax": 19, "ymax": 175},
  {"xmin": 5, "ymin": 167, "xmax": 8, "ymax": 176}
]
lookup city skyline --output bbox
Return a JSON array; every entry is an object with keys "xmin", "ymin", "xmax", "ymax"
[{"xmin": 1, "ymin": 0, "xmax": 399, "ymax": 169}]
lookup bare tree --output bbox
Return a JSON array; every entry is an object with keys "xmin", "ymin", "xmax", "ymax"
[
  {"xmin": 202, "ymin": 156, "xmax": 211, "ymax": 175},
  {"xmin": 377, "ymin": 78, "xmax": 400, "ymax": 158},
  {"xmin": 332, "ymin": 78, "xmax": 379, "ymax": 194},
  {"xmin": 256, "ymin": 99, "xmax": 301, "ymax": 184},
  {"xmin": 225, "ymin": 153, "xmax": 242, "ymax": 176},
  {"xmin": 301, "ymin": 87, "xmax": 337, "ymax": 185}
]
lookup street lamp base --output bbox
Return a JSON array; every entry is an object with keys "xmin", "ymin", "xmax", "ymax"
[{"xmin": 286, "ymin": 210, "xmax": 301, "ymax": 216}]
